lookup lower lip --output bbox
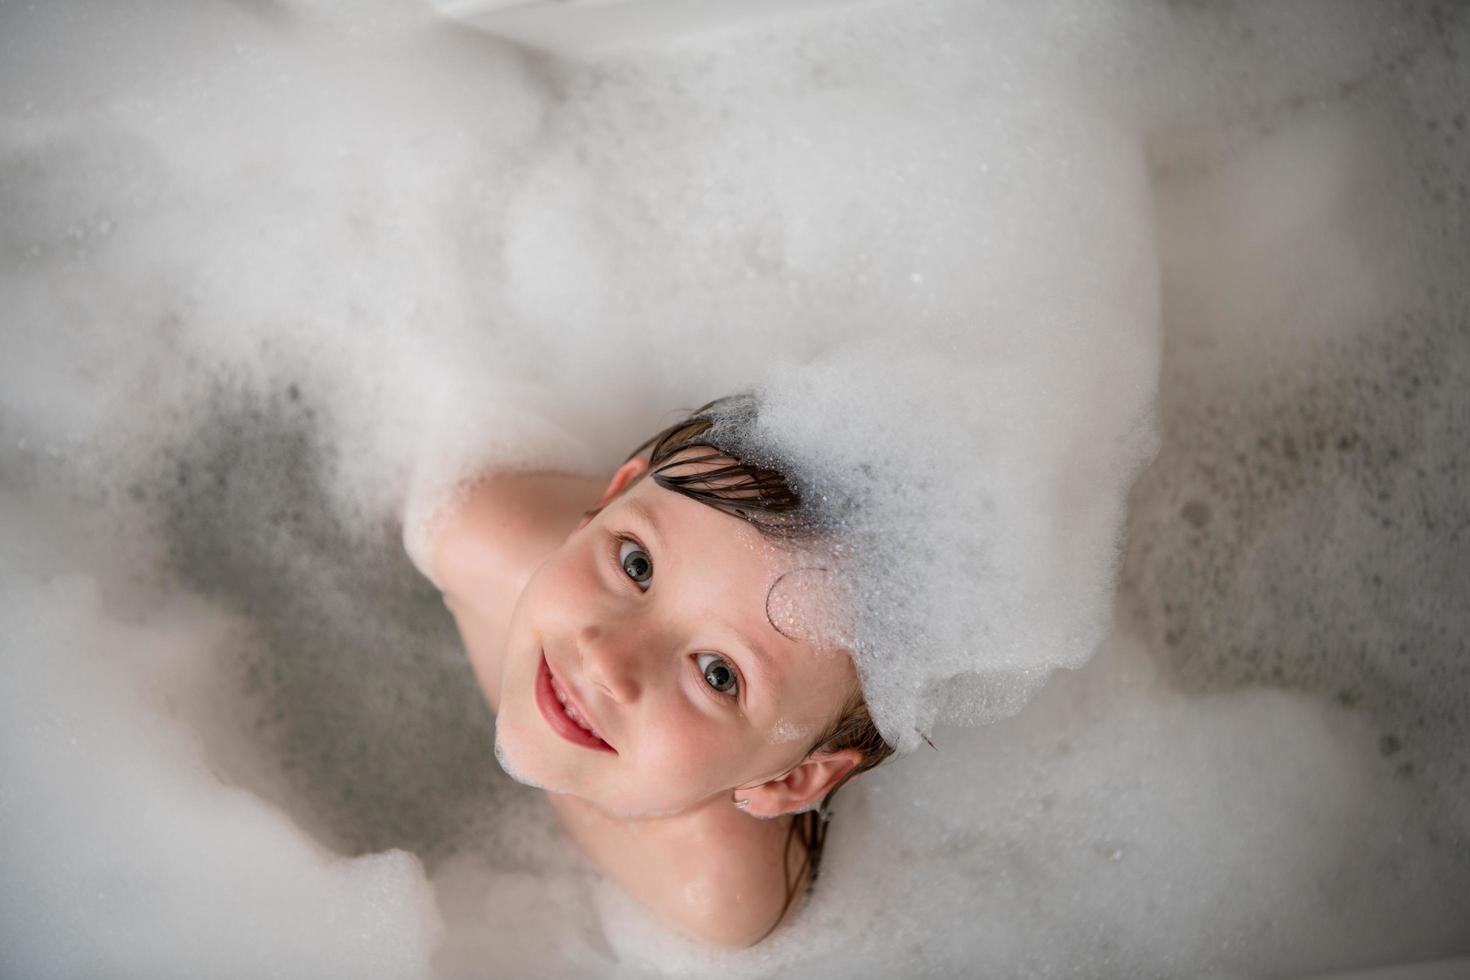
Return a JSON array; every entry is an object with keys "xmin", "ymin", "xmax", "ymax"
[{"xmin": 535, "ymin": 653, "xmax": 615, "ymax": 752}]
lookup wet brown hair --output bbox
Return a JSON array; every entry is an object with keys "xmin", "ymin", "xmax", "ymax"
[{"xmin": 625, "ymin": 395, "xmax": 897, "ymax": 933}]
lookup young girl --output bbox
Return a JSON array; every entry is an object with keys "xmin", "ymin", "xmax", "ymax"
[{"xmin": 413, "ymin": 397, "xmax": 894, "ymax": 947}]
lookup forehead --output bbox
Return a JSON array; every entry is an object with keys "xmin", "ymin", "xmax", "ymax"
[{"xmin": 610, "ymin": 471, "xmax": 856, "ymax": 722}]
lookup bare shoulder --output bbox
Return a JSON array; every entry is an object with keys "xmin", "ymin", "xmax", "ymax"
[
  {"xmin": 431, "ymin": 470, "xmax": 601, "ymax": 595},
  {"xmin": 431, "ymin": 470, "xmax": 601, "ymax": 711},
  {"xmin": 551, "ymin": 795, "xmax": 806, "ymax": 948},
  {"xmin": 663, "ymin": 807, "xmax": 804, "ymax": 948}
]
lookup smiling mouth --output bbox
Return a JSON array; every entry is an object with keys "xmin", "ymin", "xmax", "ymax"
[{"xmin": 535, "ymin": 652, "xmax": 616, "ymax": 753}]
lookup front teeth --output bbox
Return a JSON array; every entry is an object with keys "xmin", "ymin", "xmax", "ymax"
[{"xmin": 552, "ymin": 681, "xmax": 600, "ymax": 738}]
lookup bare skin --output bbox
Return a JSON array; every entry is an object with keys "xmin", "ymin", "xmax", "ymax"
[{"xmin": 422, "ymin": 457, "xmax": 861, "ymax": 947}]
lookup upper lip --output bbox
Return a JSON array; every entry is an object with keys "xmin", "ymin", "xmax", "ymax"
[{"xmin": 545, "ymin": 652, "xmax": 615, "ymax": 751}]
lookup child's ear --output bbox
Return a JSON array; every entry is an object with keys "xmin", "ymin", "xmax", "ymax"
[
  {"xmin": 740, "ymin": 748, "xmax": 862, "ymax": 819},
  {"xmin": 575, "ymin": 456, "xmax": 650, "ymax": 531}
]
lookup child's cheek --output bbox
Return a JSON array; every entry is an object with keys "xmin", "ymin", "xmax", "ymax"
[
  {"xmin": 527, "ymin": 543, "xmax": 597, "ymax": 626},
  {"xmin": 643, "ymin": 712, "xmax": 728, "ymax": 790}
]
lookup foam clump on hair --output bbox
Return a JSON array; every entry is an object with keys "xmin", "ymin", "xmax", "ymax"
[
  {"xmin": 698, "ymin": 313, "xmax": 1158, "ymax": 753},
  {"xmin": 630, "ymin": 20, "xmax": 1167, "ymax": 749}
]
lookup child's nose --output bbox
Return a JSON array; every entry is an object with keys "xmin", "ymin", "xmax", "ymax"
[{"xmin": 576, "ymin": 622, "xmax": 644, "ymax": 704}]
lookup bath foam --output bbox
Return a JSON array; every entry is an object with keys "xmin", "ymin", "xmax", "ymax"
[
  {"xmin": 0, "ymin": 0, "xmax": 556, "ymax": 537},
  {"xmin": 1126, "ymin": 0, "xmax": 1470, "ymax": 813},
  {"xmin": 0, "ymin": 537, "xmax": 443, "ymax": 979}
]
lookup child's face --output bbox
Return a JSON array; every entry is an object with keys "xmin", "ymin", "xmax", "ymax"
[{"xmin": 492, "ymin": 464, "xmax": 858, "ymax": 817}]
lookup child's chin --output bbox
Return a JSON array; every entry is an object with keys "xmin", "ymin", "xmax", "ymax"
[{"xmin": 492, "ymin": 724, "xmax": 548, "ymax": 790}]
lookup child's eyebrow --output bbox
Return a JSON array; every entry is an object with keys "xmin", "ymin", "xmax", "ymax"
[
  {"xmin": 736, "ymin": 628, "xmax": 779, "ymax": 705},
  {"xmin": 623, "ymin": 497, "xmax": 665, "ymax": 553}
]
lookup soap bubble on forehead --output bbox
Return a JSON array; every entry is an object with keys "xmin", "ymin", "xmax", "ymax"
[
  {"xmin": 768, "ymin": 719, "xmax": 816, "ymax": 745},
  {"xmin": 762, "ymin": 563, "xmax": 855, "ymax": 655}
]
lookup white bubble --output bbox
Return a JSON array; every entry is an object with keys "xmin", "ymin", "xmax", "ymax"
[{"xmin": 768, "ymin": 719, "xmax": 814, "ymax": 745}]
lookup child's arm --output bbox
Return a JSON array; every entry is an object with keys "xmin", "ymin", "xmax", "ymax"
[{"xmin": 430, "ymin": 471, "xmax": 602, "ymax": 711}]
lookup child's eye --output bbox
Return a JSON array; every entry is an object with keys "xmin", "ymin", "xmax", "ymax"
[
  {"xmin": 695, "ymin": 652, "xmax": 739, "ymax": 697},
  {"xmin": 617, "ymin": 537, "xmax": 653, "ymax": 590}
]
